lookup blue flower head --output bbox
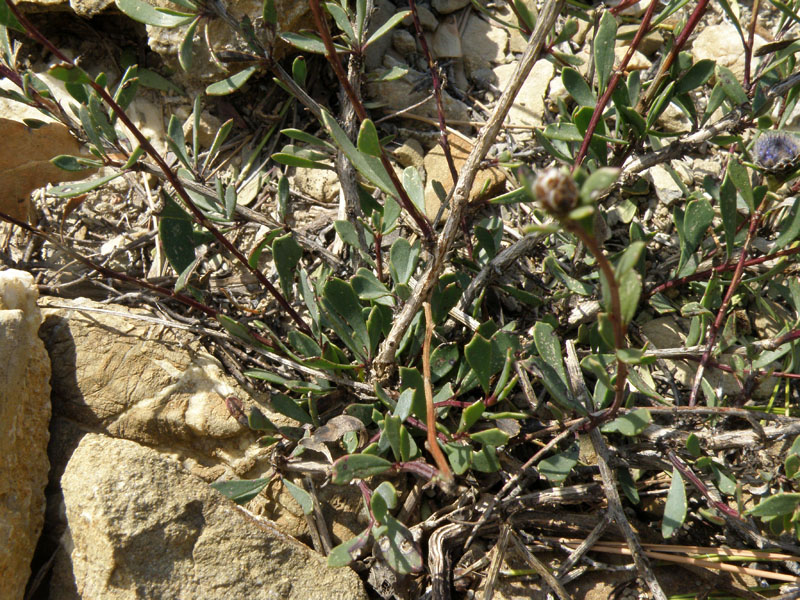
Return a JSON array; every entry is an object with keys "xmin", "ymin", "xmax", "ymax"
[{"xmin": 753, "ymin": 131, "xmax": 800, "ymax": 174}]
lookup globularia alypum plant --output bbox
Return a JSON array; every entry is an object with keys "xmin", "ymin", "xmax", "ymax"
[{"xmin": 4, "ymin": 0, "xmax": 800, "ymax": 595}]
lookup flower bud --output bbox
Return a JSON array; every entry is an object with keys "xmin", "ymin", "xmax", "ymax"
[{"xmin": 534, "ymin": 168, "xmax": 579, "ymax": 217}]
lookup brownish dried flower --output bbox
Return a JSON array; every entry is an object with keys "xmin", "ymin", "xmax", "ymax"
[{"xmin": 534, "ymin": 168, "xmax": 579, "ymax": 217}]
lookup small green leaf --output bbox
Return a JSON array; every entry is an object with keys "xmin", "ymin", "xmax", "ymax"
[
  {"xmin": 323, "ymin": 278, "xmax": 370, "ymax": 355},
  {"xmin": 210, "ymin": 478, "xmax": 270, "ymax": 504},
  {"xmin": 601, "ymin": 408, "xmax": 651, "ymax": 436},
  {"xmin": 389, "ymin": 237, "xmax": 419, "ymax": 285},
  {"xmin": 206, "ymin": 65, "xmax": 258, "ymax": 95},
  {"xmin": 465, "ymin": 333, "xmax": 494, "ymax": 394},
  {"xmin": 472, "ymin": 445, "xmax": 501, "ymax": 473},
  {"xmin": 686, "ymin": 433, "xmax": 702, "ymax": 457},
  {"xmin": 357, "ymin": 118, "xmax": 381, "ymax": 156},
  {"xmin": 429, "ymin": 343, "xmax": 458, "ymax": 382},
  {"xmin": 579, "ymin": 167, "xmax": 619, "ymax": 202},
  {"xmin": 179, "ymin": 16, "xmax": 200, "ymax": 71},
  {"xmin": 50, "ymin": 155, "xmax": 97, "ymax": 171},
  {"xmin": 327, "ymin": 529, "xmax": 371, "ymax": 567},
  {"xmin": 662, "ymin": 467, "xmax": 687, "ymax": 538},
  {"xmin": 364, "ymin": 10, "xmax": 411, "ymax": 48},
  {"xmin": 262, "ymin": 0, "xmax": 277, "ymax": 24},
  {"xmin": 562, "ymin": 67, "xmax": 595, "ymax": 106},
  {"xmin": 248, "ymin": 407, "xmax": 277, "ymax": 432},
  {"xmin": 402, "ymin": 167, "xmax": 425, "ymax": 215},
  {"xmin": 716, "ymin": 64, "xmax": 749, "ymax": 105},
  {"xmin": 48, "ymin": 64, "xmax": 90, "ymax": 84},
  {"xmin": 618, "ymin": 269, "xmax": 641, "ymax": 325},
  {"xmin": 444, "ymin": 442, "xmax": 472, "ymax": 475},
  {"xmin": 272, "ymin": 234, "xmax": 302, "ymax": 298},
  {"xmin": 594, "ymin": 11, "xmax": 617, "ymax": 93},
  {"xmin": 334, "ymin": 220, "xmax": 362, "ymax": 249},
  {"xmin": 115, "ymin": 0, "xmax": 195, "ymax": 27},
  {"xmin": 159, "ymin": 195, "xmax": 196, "ymax": 275},
  {"xmin": 280, "ymin": 31, "xmax": 328, "ymax": 53},
  {"xmin": 469, "ymin": 428, "xmax": 510, "ymax": 446},
  {"xmin": 773, "ymin": 197, "xmax": 800, "ymax": 251},
  {"xmin": 726, "ymin": 158, "xmax": 753, "ymax": 212},
  {"xmin": 674, "ymin": 59, "xmax": 715, "ymax": 95},
  {"xmin": 538, "ymin": 441, "xmax": 579, "ymax": 483},
  {"xmin": 331, "ymin": 454, "xmax": 393, "ymax": 484},
  {"xmin": 374, "ymin": 515, "xmax": 423, "ymax": 574},
  {"xmin": 458, "ymin": 400, "xmax": 485, "ymax": 433},
  {"xmin": 269, "ymin": 392, "xmax": 312, "ymax": 424},
  {"xmin": 282, "ymin": 478, "xmax": 313, "ymax": 514},
  {"xmin": 533, "ymin": 321, "xmax": 568, "ymax": 386},
  {"xmin": 747, "ymin": 493, "xmax": 800, "ymax": 518}
]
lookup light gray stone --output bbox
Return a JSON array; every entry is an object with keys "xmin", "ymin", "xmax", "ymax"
[
  {"xmin": 392, "ymin": 29, "xmax": 418, "ymax": 57},
  {"xmin": 691, "ymin": 23, "xmax": 765, "ymax": 82},
  {"xmin": 462, "ymin": 14, "xmax": 509, "ymax": 78},
  {"xmin": 432, "ymin": 0, "xmax": 469, "ymax": 14},
  {"xmin": 0, "ymin": 269, "xmax": 51, "ymax": 600},
  {"xmin": 646, "ymin": 164, "xmax": 684, "ymax": 205},
  {"xmin": 492, "ymin": 59, "xmax": 554, "ymax": 127},
  {"xmin": 52, "ymin": 434, "xmax": 367, "ymax": 600},
  {"xmin": 403, "ymin": 4, "xmax": 438, "ymax": 30}
]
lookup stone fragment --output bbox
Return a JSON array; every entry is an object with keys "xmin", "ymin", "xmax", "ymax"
[
  {"xmin": 38, "ymin": 297, "xmax": 279, "ymax": 483},
  {"xmin": 430, "ymin": 17, "xmax": 462, "ymax": 59},
  {"xmin": 365, "ymin": 0, "xmax": 397, "ymax": 70},
  {"xmin": 618, "ymin": 24, "xmax": 664, "ymax": 56},
  {"xmin": 292, "ymin": 165, "xmax": 340, "ymax": 204},
  {"xmin": 493, "ymin": 59, "xmax": 554, "ymax": 127},
  {"xmin": 656, "ymin": 103, "xmax": 691, "ymax": 133},
  {"xmin": 691, "ymin": 23, "xmax": 765, "ymax": 82},
  {"xmin": 462, "ymin": 14, "xmax": 509, "ymax": 78},
  {"xmin": 0, "ymin": 117, "xmax": 95, "ymax": 222},
  {"xmin": 366, "ymin": 63, "xmax": 471, "ymax": 123},
  {"xmin": 640, "ymin": 316, "xmax": 775, "ymax": 398},
  {"xmin": 0, "ymin": 270, "xmax": 51, "ymax": 600},
  {"xmin": 646, "ymin": 164, "xmax": 684, "ymax": 206},
  {"xmin": 423, "ymin": 134, "xmax": 505, "ymax": 220},
  {"xmin": 52, "ymin": 434, "xmax": 367, "ymax": 600},
  {"xmin": 615, "ymin": 46, "xmax": 651, "ymax": 72},
  {"xmin": 403, "ymin": 4, "xmax": 437, "ymax": 30},
  {"xmin": 393, "ymin": 138, "xmax": 425, "ymax": 170},
  {"xmin": 392, "ymin": 29, "xmax": 418, "ymax": 57},
  {"xmin": 145, "ymin": 0, "xmax": 312, "ymax": 86},
  {"xmin": 432, "ymin": 0, "xmax": 469, "ymax": 14}
]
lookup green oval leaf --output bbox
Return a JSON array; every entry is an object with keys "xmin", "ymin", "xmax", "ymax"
[
  {"xmin": 210, "ymin": 477, "xmax": 270, "ymax": 504},
  {"xmin": 206, "ymin": 65, "xmax": 258, "ymax": 96},
  {"xmin": 662, "ymin": 467, "xmax": 687, "ymax": 538},
  {"xmin": 115, "ymin": 0, "xmax": 195, "ymax": 27},
  {"xmin": 331, "ymin": 453, "xmax": 393, "ymax": 484},
  {"xmin": 747, "ymin": 493, "xmax": 800, "ymax": 518}
]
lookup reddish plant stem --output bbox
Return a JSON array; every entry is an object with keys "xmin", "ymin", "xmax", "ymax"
[
  {"xmin": 665, "ymin": 450, "xmax": 743, "ymax": 520},
  {"xmin": 307, "ymin": 0, "xmax": 435, "ymax": 243},
  {"xmin": 744, "ymin": 0, "xmax": 761, "ymax": 91},
  {"xmin": 505, "ymin": 0, "xmax": 532, "ymax": 35},
  {"xmin": 647, "ymin": 245, "xmax": 800, "ymax": 297},
  {"xmin": 5, "ymin": 0, "xmax": 313, "ymax": 337},
  {"xmin": 563, "ymin": 221, "xmax": 628, "ymax": 419},
  {"xmin": 423, "ymin": 302, "xmax": 454, "ymax": 486},
  {"xmin": 0, "ymin": 210, "xmax": 278, "ymax": 349},
  {"xmin": 405, "ymin": 416, "xmax": 449, "ymax": 443},
  {"xmin": 637, "ymin": 0, "xmax": 711, "ymax": 111},
  {"xmin": 408, "ymin": 0, "xmax": 458, "ymax": 185},
  {"xmin": 572, "ymin": 0, "xmax": 658, "ymax": 170},
  {"xmin": 688, "ymin": 192, "xmax": 770, "ymax": 406},
  {"xmin": 374, "ymin": 231, "xmax": 384, "ymax": 282}
]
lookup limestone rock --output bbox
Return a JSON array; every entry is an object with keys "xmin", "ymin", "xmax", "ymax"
[
  {"xmin": 432, "ymin": 0, "xmax": 469, "ymax": 13},
  {"xmin": 646, "ymin": 164, "xmax": 684, "ymax": 205},
  {"xmin": 392, "ymin": 29, "xmax": 418, "ymax": 57},
  {"xmin": 52, "ymin": 434, "xmax": 367, "ymax": 600},
  {"xmin": 423, "ymin": 134, "xmax": 505, "ymax": 221},
  {"xmin": 430, "ymin": 17, "xmax": 462, "ymax": 59},
  {"xmin": 493, "ymin": 58, "xmax": 554, "ymax": 127},
  {"xmin": 393, "ymin": 138, "xmax": 425, "ymax": 170},
  {"xmin": 146, "ymin": 0, "xmax": 311, "ymax": 86},
  {"xmin": 403, "ymin": 4, "xmax": 437, "ymax": 30},
  {"xmin": 365, "ymin": 0, "xmax": 398, "ymax": 71},
  {"xmin": 691, "ymin": 23, "xmax": 765, "ymax": 82},
  {"xmin": 462, "ymin": 14, "xmax": 509, "ymax": 78},
  {"xmin": 0, "ymin": 269, "xmax": 51, "ymax": 600},
  {"xmin": 38, "ymin": 297, "xmax": 277, "ymax": 483},
  {"xmin": 292, "ymin": 165, "xmax": 340, "ymax": 204},
  {"xmin": 366, "ymin": 62, "xmax": 471, "ymax": 124}
]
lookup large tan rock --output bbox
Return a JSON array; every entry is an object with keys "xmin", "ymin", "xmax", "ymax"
[
  {"xmin": 0, "ymin": 269, "xmax": 51, "ymax": 600},
  {"xmin": 52, "ymin": 434, "xmax": 368, "ymax": 600},
  {"xmin": 38, "ymin": 297, "xmax": 277, "ymax": 483}
]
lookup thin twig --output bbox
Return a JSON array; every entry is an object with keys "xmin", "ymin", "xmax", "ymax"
[
  {"xmin": 423, "ymin": 302, "xmax": 454, "ymax": 490},
  {"xmin": 373, "ymin": 0, "xmax": 565, "ymax": 380},
  {"xmin": 507, "ymin": 531, "xmax": 573, "ymax": 600}
]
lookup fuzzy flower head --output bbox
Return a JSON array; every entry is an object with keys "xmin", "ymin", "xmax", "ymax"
[
  {"xmin": 533, "ymin": 168, "xmax": 579, "ymax": 217},
  {"xmin": 753, "ymin": 131, "xmax": 800, "ymax": 174}
]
